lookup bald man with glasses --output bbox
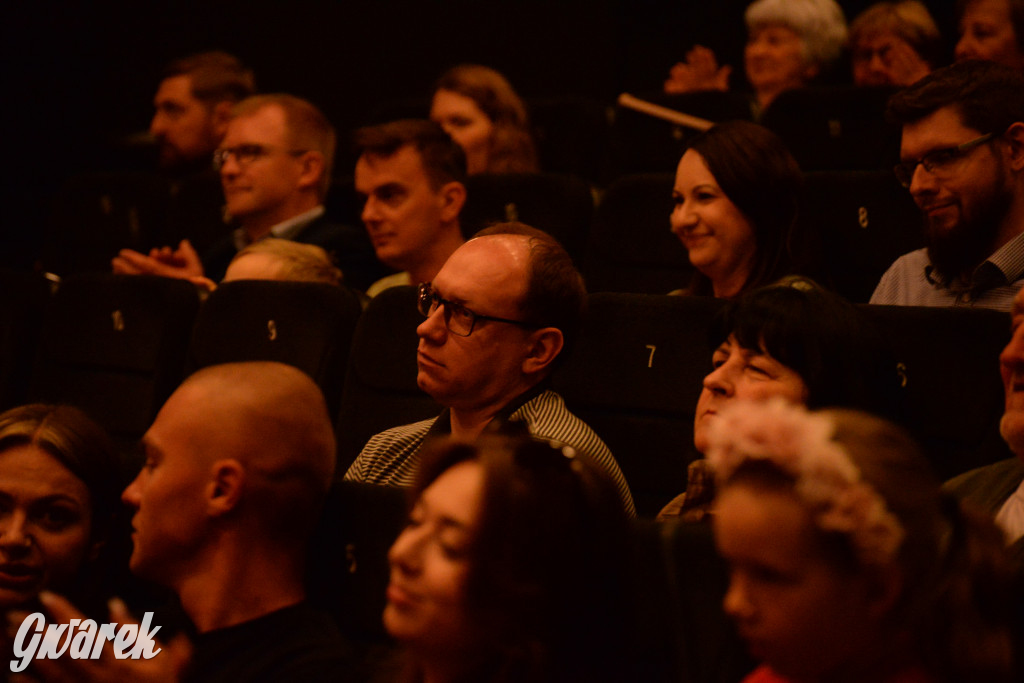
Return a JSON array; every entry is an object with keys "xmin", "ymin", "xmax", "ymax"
[
  {"xmin": 344, "ymin": 223, "xmax": 636, "ymax": 516},
  {"xmin": 871, "ymin": 60, "xmax": 1024, "ymax": 310},
  {"xmin": 114, "ymin": 94, "xmax": 383, "ymax": 290}
]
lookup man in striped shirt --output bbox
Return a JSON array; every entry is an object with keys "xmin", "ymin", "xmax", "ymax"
[{"xmin": 344, "ymin": 223, "xmax": 636, "ymax": 516}]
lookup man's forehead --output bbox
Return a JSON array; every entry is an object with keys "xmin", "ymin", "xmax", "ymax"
[
  {"xmin": 154, "ymin": 75, "xmax": 198, "ymax": 104},
  {"xmin": 901, "ymin": 105, "xmax": 978, "ymax": 152},
  {"xmin": 435, "ymin": 236, "xmax": 530, "ymax": 297},
  {"xmin": 222, "ymin": 105, "xmax": 289, "ymax": 145},
  {"xmin": 356, "ymin": 145, "xmax": 429, "ymax": 183}
]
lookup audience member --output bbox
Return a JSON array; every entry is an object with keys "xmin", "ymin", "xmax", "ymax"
[
  {"xmin": 353, "ymin": 120, "xmax": 468, "ymax": 297},
  {"xmin": 344, "ymin": 223, "xmax": 636, "ymax": 516},
  {"xmin": 150, "ymin": 51, "xmax": 255, "ymax": 176},
  {"xmin": 956, "ymin": 0, "xmax": 1024, "ymax": 69},
  {"xmin": 430, "ymin": 64, "xmax": 539, "ymax": 175},
  {"xmin": 872, "ymin": 60, "xmax": 1024, "ymax": 309},
  {"xmin": 19, "ymin": 362, "xmax": 356, "ymax": 681},
  {"xmin": 664, "ymin": 0, "xmax": 848, "ymax": 112},
  {"xmin": 384, "ymin": 432, "xmax": 630, "ymax": 683},
  {"xmin": 0, "ymin": 404, "xmax": 119, "ymax": 614},
  {"xmin": 659, "ymin": 280, "xmax": 895, "ymax": 520},
  {"xmin": 710, "ymin": 400, "xmax": 1016, "ymax": 683},
  {"xmin": 849, "ymin": 1, "xmax": 942, "ymax": 87},
  {"xmin": 670, "ymin": 121, "xmax": 805, "ymax": 298},
  {"xmin": 946, "ymin": 286, "xmax": 1024, "ymax": 563},
  {"xmin": 190, "ymin": 238, "xmax": 343, "ymax": 291},
  {"xmin": 114, "ymin": 94, "xmax": 381, "ymax": 289}
]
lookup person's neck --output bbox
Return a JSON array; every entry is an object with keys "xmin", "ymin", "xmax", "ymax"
[
  {"xmin": 238, "ymin": 197, "xmax": 320, "ymax": 243},
  {"xmin": 407, "ymin": 228, "xmax": 465, "ymax": 285},
  {"xmin": 447, "ymin": 381, "xmax": 538, "ymax": 440},
  {"xmin": 711, "ymin": 269, "xmax": 750, "ymax": 299},
  {"xmin": 175, "ymin": 540, "xmax": 307, "ymax": 633}
]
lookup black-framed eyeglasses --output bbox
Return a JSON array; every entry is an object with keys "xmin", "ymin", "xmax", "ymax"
[
  {"xmin": 212, "ymin": 144, "xmax": 308, "ymax": 170},
  {"xmin": 893, "ymin": 133, "xmax": 995, "ymax": 188},
  {"xmin": 417, "ymin": 282, "xmax": 537, "ymax": 337}
]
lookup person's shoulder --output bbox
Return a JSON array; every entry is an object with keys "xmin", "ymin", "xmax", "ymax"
[
  {"xmin": 362, "ymin": 416, "xmax": 438, "ymax": 451},
  {"xmin": 294, "ymin": 215, "xmax": 364, "ymax": 248},
  {"xmin": 870, "ymin": 248, "xmax": 933, "ymax": 304},
  {"xmin": 944, "ymin": 457, "xmax": 1024, "ymax": 512},
  {"xmin": 186, "ymin": 603, "xmax": 358, "ymax": 683}
]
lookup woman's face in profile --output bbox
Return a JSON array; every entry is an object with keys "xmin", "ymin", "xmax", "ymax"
[
  {"xmin": 431, "ymin": 89, "xmax": 495, "ymax": 175},
  {"xmin": 671, "ymin": 149, "xmax": 758, "ymax": 298},
  {"xmin": 0, "ymin": 444, "xmax": 94, "ymax": 609},
  {"xmin": 384, "ymin": 459, "xmax": 483, "ymax": 652},
  {"xmin": 693, "ymin": 335, "xmax": 809, "ymax": 453},
  {"xmin": 956, "ymin": 0, "xmax": 1024, "ymax": 69}
]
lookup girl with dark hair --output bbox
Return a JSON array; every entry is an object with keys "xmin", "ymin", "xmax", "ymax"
[
  {"xmin": 0, "ymin": 404, "xmax": 119, "ymax": 612},
  {"xmin": 709, "ymin": 400, "xmax": 1015, "ymax": 683},
  {"xmin": 671, "ymin": 121, "xmax": 806, "ymax": 299},
  {"xmin": 660, "ymin": 279, "xmax": 897, "ymax": 520},
  {"xmin": 430, "ymin": 64, "xmax": 539, "ymax": 175},
  {"xmin": 383, "ymin": 433, "xmax": 631, "ymax": 683}
]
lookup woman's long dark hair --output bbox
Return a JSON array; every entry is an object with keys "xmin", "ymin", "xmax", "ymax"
[{"xmin": 684, "ymin": 121, "xmax": 806, "ymax": 297}]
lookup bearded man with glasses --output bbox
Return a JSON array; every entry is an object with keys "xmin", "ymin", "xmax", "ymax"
[
  {"xmin": 871, "ymin": 60, "xmax": 1024, "ymax": 309},
  {"xmin": 113, "ymin": 94, "xmax": 383, "ymax": 289},
  {"xmin": 344, "ymin": 223, "xmax": 636, "ymax": 516}
]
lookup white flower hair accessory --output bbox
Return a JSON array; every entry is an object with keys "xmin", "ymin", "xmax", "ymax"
[{"xmin": 706, "ymin": 398, "xmax": 905, "ymax": 567}]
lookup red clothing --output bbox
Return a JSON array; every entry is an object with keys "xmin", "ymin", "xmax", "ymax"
[{"xmin": 741, "ymin": 663, "xmax": 934, "ymax": 683}]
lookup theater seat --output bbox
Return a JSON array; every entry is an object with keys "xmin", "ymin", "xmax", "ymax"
[
  {"xmin": 29, "ymin": 273, "xmax": 200, "ymax": 456},
  {"xmin": 336, "ymin": 286, "xmax": 441, "ymax": 473},
  {"xmin": 307, "ymin": 480, "xmax": 407, "ymax": 647},
  {"xmin": 584, "ymin": 173, "xmax": 694, "ymax": 294},
  {"xmin": 760, "ymin": 85, "xmax": 901, "ymax": 172},
  {"xmin": 863, "ymin": 304, "xmax": 1012, "ymax": 480},
  {"xmin": 186, "ymin": 280, "xmax": 363, "ymax": 421},
  {"xmin": 801, "ymin": 170, "xmax": 924, "ymax": 302},
  {"xmin": 552, "ymin": 292, "xmax": 724, "ymax": 517},
  {"xmin": 0, "ymin": 270, "xmax": 53, "ymax": 411},
  {"xmin": 460, "ymin": 171, "xmax": 595, "ymax": 259}
]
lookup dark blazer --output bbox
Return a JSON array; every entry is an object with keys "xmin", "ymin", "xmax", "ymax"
[{"xmin": 202, "ymin": 213, "xmax": 388, "ymax": 291}]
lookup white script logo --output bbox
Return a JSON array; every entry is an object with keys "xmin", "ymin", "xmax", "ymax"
[{"xmin": 10, "ymin": 611, "xmax": 162, "ymax": 673}]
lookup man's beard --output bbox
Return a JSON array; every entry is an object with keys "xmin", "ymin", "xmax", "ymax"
[{"xmin": 926, "ymin": 181, "xmax": 1012, "ymax": 284}]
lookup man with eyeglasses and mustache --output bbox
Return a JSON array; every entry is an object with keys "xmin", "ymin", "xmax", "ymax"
[
  {"xmin": 113, "ymin": 94, "xmax": 382, "ymax": 290},
  {"xmin": 344, "ymin": 223, "xmax": 636, "ymax": 516},
  {"xmin": 871, "ymin": 60, "xmax": 1024, "ymax": 310}
]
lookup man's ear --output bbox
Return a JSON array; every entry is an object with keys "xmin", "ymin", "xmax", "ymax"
[
  {"xmin": 1003, "ymin": 122, "xmax": 1024, "ymax": 171},
  {"xmin": 210, "ymin": 101, "xmax": 234, "ymax": 138},
  {"xmin": 521, "ymin": 327, "xmax": 564, "ymax": 376},
  {"xmin": 295, "ymin": 151, "xmax": 326, "ymax": 192},
  {"xmin": 439, "ymin": 181, "xmax": 467, "ymax": 223},
  {"xmin": 206, "ymin": 459, "xmax": 246, "ymax": 516}
]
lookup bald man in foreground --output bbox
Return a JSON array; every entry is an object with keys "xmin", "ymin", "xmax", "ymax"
[{"xmin": 24, "ymin": 362, "xmax": 356, "ymax": 682}]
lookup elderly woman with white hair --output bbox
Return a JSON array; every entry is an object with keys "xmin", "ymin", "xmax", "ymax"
[{"xmin": 665, "ymin": 0, "xmax": 848, "ymax": 112}]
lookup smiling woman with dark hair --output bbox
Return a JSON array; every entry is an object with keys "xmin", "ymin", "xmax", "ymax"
[
  {"xmin": 0, "ymin": 404, "xmax": 119, "ymax": 613},
  {"xmin": 384, "ymin": 432, "xmax": 631, "ymax": 683},
  {"xmin": 671, "ymin": 121, "xmax": 805, "ymax": 299}
]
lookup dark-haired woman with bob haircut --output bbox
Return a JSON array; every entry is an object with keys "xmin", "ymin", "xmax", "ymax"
[
  {"xmin": 383, "ymin": 432, "xmax": 631, "ymax": 683},
  {"xmin": 660, "ymin": 279, "xmax": 898, "ymax": 520},
  {"xmin": 0, "ymin": 404, "xmax": 120, "ymax": 613},
  {"xmin": 671, "ymin": 121, "xmax": 807, "ymax": 299}
]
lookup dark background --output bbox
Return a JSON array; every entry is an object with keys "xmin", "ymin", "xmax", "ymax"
[{"xmin": 1, "ymin": 0, "xmax": 957, "ymax": 263}]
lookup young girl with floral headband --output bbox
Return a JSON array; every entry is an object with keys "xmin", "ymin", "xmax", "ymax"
[{"xmin": 709, "ymin": 399, "xmax": 1016, "ymax": 683}]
